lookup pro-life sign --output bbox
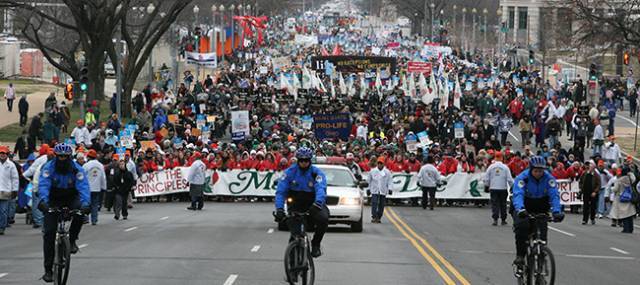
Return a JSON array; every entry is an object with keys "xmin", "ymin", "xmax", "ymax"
[{"xmin": 556, "ymin": 179, "xmax": 582, "ymax": 205}]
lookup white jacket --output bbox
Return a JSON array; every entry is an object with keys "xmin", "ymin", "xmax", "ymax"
[
  {"xmin": 0, "ymin": 159, "xmax": 19, "ymax": 198},
  {"xmin": 71, "ymin": 126, "xmax": 91, "ymax": 146},
  {"xmin": 188, "ymin": 160, "xmax": 207, "ymax": 185},
  {"xmin": 83, "ymin": 159, "xmax": 107, "ymax": 193},
  {"xmin": 367, "ymin": 167, "xmax": 394, "ymax": 195},
  {"xmin": 602, "ymin": 143, "xmax": 621, "ymax": 163},
  {"xmin": 24, "ymin": 155, "xmax": 48, "ymax": 179},
  {"xmin": 483, "ymin": 161, "xmax": 513, "ymax": 191},
  {"xmin": 417, "ymin": 164, "xmax": 441, "ymax": 187}
]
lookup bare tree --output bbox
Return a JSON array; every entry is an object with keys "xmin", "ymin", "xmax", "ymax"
[
  {"xmin": 568, "ymin": 0, "xmax": 640, "ymax": 49},
  {"xmin": 106, "ymin": 0, "xmax": 192, "ymax": 117}
]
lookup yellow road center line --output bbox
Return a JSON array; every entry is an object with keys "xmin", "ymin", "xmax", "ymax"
[
  {"xmin": 388, "ymin": 208, "xmax": 471, "ymax": 285},
  {"xmin": 386, "ymin": 210, "xmax": 456, "ymax": 285}
]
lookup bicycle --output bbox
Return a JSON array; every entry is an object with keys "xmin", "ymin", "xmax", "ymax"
[
  {"xmin": 276, "ymin": 211, "xmax": 315, "ymax": 285},
  {"xmin": 514, "ymin": 213, "xmax": 556, "ymax": 285},
  {"xmin": 49, "ymin": 207, "xmax": 81, "ymax": 285}
]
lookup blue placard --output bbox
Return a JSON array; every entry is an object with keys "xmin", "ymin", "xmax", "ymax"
[{"xmin": 312, "ymin": 113, "xmax": 352, "ymax": 140}]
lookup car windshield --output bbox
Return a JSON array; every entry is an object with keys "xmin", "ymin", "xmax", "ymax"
[{"xmin": 320, "ymin": 167, "xmax": 357, "ymax": 187}]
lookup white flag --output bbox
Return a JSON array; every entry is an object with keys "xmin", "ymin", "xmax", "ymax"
[
  {"xmin": 359, "ymin": 74, "xmax": 367, "ymax": 99},
  {"xmin": 338, "ymin": 73, "xmax": 347, "ymax": 95},
  {"xmin": 302, "ymin": 67, "xmax": 312, "ymax": 89},
  {"xmin": 454, "ymin": 74, "xmax": 462, "ymax": 109}
]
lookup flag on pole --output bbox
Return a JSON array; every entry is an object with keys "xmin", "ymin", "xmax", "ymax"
[
  {"xmin": 338, "ymin": 72, "xmax": 347, "ymax": 95},
  {"xmin": 453, "ymin": 74, "xmax": 462, "ymax": 109},
  {"xmin": 302, "ymin": 67, "xmax": 311, "ymax": 89},
  {"xmin": 360, "ymin": 74, "xmax": 367, "ymax": 99}
]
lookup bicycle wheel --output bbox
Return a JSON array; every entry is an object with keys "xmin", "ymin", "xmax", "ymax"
[
  {"xmin": 535, "ymin": 247, "xmax": 555, "ymax": 285},
  {"xmin": 61, "ymin": 236, "xmax": 71, "ymax": 285},
  {"xmin": 301, "ymin": 252, "xmax": 315, "ymax": 285},
  {"xmin": 525, "ymin": 254, "xmax": 535, "ymax": 285},
  {"xmin": 284, "ymin": 241, "xmax": 303, "ymax": 284},
  {"xmin": 53, "ymin": 237, "xmax": 66, "ymax": 285}
]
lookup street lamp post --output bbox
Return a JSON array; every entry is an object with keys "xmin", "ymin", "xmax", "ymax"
[
  {"xmin": 147, "ymin": 3, "xmax": 155, "ymax": 86},
  {"xmin": 219, "ymin": 5, "xmax": 225, "ymax": 64},
  {"xmin": 472, "ymin": 8, "xmax": 477, "ymax": 53},
  {"xmin": 429, "ymin": 2, "xmax": 435, "ymax": 40},
  {"xmin": 462, "ymin": 8, "xmax": 466, "ymax": 51},
  {"xmin": 497, "ymin": 7, "xmax": 503, "ymax": 54},
  {"xmin": 212, "ymin": 5, "xmax": 218, "ymax": 58},
  {"xmin": 452, "ymin": 5, "xmax": 457, "ymax": 46},
  {"xmin": 483, "ymin": 8, "xmax": 488, "ymax": 50},
  {"xmin": 230, "ymin": 4, "xmax": 235, "ymax": 50},
  {"xmin": 193, "ymin": 5, "xmax": 200, "ymax": 82}
]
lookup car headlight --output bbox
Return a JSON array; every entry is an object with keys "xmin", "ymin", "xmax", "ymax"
[{"xmin": 339, "ymin": 197, "xmax": 360, "ymax": 206}]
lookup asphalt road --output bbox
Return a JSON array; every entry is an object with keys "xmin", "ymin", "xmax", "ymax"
[{"xmin": 1, "ymin": 202, "xmax": 637, "ymax": 285}]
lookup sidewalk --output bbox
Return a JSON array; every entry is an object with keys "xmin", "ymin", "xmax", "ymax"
[{"xmin": 0, "ymin": 90, "xmax": 55, "ymax": 129}]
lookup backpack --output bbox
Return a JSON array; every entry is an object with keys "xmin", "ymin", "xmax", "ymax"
[{"xmin": 620, "ymin": 185, "xmax": 636, "ymax": 203}]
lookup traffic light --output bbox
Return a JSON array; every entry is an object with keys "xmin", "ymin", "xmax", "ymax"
[
  {"xmin": 528, "ymin": 50, "xmax": 535, "ymax": 65},
  {"xmin": 79, "ymin": 64, "xmax": 89, "ymax": 92},
  {"xmin": 64, "ymin": 83, "xmax": 74, "ymax": 100},
  {"xmin": 624, "ymin": 51, "xmax": 630, "ymax": 65},
  {"xmin": 589, "ymin": 63, "xmax": 597, "ymax": 80}
]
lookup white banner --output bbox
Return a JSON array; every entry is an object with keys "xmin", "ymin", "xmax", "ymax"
[
  {"xmin": 186, "ymin": 52, "xmax": 218, "ymax": 67},
  {"xmin": 132, "ymin": 168, "xmax": 582, "ymax": 206},
  {"xmin": 294, "ymin": 34, "xmax": 318, "ymax": 46}
]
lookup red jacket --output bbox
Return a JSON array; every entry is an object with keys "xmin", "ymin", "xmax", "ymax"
[
  {"xmin": 508, "ymin": 158, "xmax": 527, "ymax": 177},
  {"xmin": 508, "ymin": 100, "xmax": 523, "ymax": 120},
  {"xmin": 551, "ymin": 165, "xmax": 569, "ymax": 179},
  {"xmin": 404, "ymin": 159, "xmax": 422, "ymax": 172},
  {"xmin": 458, "ymin": 161, "xmax": 475, "ymax": 173},
  {"xmin": 164, "ymin": 158, "xmax": 180, "ymax": 169},
  {"xmin": 437, "ymin": 157, "xmax": 458, "ymax": 175},
  {"xmin": 358, "ymin": 160, "xmax": 371, "ymax": 172},
  {"xmin": 566, "ymin": 165, "xmax": 583, "ymax": 180},
  {"xmin": 143, "ymin": 159, "xmax": 158, "ymax": 172},
  {"xmin": 386, "ymin": 160, "xmax": 407, "ymax": 172}
]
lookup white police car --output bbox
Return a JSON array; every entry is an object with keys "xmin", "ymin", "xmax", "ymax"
[{"xmin": 278, "ymin": 164, "xmax": 365, "ymax": 232}]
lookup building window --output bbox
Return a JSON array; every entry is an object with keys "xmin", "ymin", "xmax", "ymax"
[
  {"xmin": 518, "ymin": 8, "xmax": 528, "ymax": 30},
  {"xmin": 508, "ymin": 7, "xmax": 515, "ymax": 29}
]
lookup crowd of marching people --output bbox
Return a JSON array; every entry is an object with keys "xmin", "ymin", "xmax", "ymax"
[{"xmin": 2, "ymin": 14, "xmax": 640, "ymax": 236}]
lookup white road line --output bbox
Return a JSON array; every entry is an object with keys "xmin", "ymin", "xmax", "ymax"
[
  {"xmin": 124, "ymin": 226, "xmax": 138, "ymax": 232},
  {"xmin": 565, "ymin": 254, "xmax": 635, "ymax": 260},
  {"xmin": 618, "ymin": 114, "xmax": 638, "ymax": 127},
  {"xmin": 548, "ymin": 226, "xmax": 576, "ymax": 237},
  {"xmin": 634, "ymin": 224, "xmax": 640, "ymax": 229},
  {"xmin": 508, "ymin": 131, "xmax": 520, "ymax": 142},
  {"xmin": 160, "ymin": 216, "xmax": 169, "ymax": 220},
  {"xmin": 78, "ymin": 244, "xmax": 88, "ymax": 249},
  {"xmin": 610, "ymin": 247, "xmax": 630, "ymax": 255},
  {"xmin": 0, "ymin": 273, "xmax": 7, "ymax": 278},
  {"xmin": 267, "ymin": 228, "xmax": 274, "ymax": 234},
  {"xmin": 223, "ymin": 274, "xmax": 238, "ymax": 285},
  {"xmin": 251, "ymin": 245, "xmax": 261, "ymax": 252}
]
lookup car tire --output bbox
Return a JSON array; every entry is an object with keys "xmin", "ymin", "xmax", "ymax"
[
  {"xmin": 351, "ymin": 217, "xmax": 363, "ymax": 233},
  {"xmin": 278, "ymin": 221, "xmax": 288, "ymax": 231}
]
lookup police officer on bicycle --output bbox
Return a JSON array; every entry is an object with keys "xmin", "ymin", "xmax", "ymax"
[
  {"xmin": 37, "ymin": 143, "xmax": 90, "ymax": 282},
  {"xmin": 511, "ymin": 155, "xmax": 564, "ymax": 269},
  {"xmin": 274, "ymin": 147, "xmax": 329, "ymax": 258}
]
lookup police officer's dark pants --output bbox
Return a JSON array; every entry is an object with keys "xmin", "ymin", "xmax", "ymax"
[
  {"xmin": 490, "ymin": 190, "xmax": 508, "ymax": 221},
  {"xmin": 421, "ymin": 187, "xmax": 436, "ymax": 210},
  {"xmin": 513, "ymin": 213, "xmax": 548, "ymax": 257},
  {"xmin": 582, "ymin": 193, "xmax": 597, "ymax": 223},
  {"xmin": 43, "ymin": 199, "xmax": 83, "ymax": 272},
  {"xmin": 288, "ymin": 204, "xmax": 329, "ymax": 247}
]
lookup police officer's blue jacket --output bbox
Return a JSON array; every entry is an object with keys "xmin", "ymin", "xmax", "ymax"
[
  {"xmin": 38, "ymin": 159, "xmax": 91, "ymax": 207},
  {"xmin": 512, "ymin": 169, "xmax": 562, "ymax": 214},
  {"xmin": 275, "ymin": 164, "xmax": 327, "ymax": 209}
]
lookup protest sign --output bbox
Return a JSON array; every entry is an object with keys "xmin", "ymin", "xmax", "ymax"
[{"xmin": 312, "ymin": 113, "xmax": 351, "ymax": 140}]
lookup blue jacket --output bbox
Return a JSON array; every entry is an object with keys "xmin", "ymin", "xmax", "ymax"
[
  {"xmin": 275, "ymin": 165, "xmax": 327, "ymax": 209},
  {"xmin": 512, "ymin": 169, "xmax": 562, "ymax": 214},
  {"xmin": 38, "ymin": 159, "xmax": 91, "ymax": 207}
]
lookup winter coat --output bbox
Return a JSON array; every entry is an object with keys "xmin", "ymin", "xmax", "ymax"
[
  {"xmin": 610, "ymin": 174, "xmax": 638, "ymax": 219},
  {"xmin": 113, "ymin": 168, "xmax": 135, "ymax": 195}
]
